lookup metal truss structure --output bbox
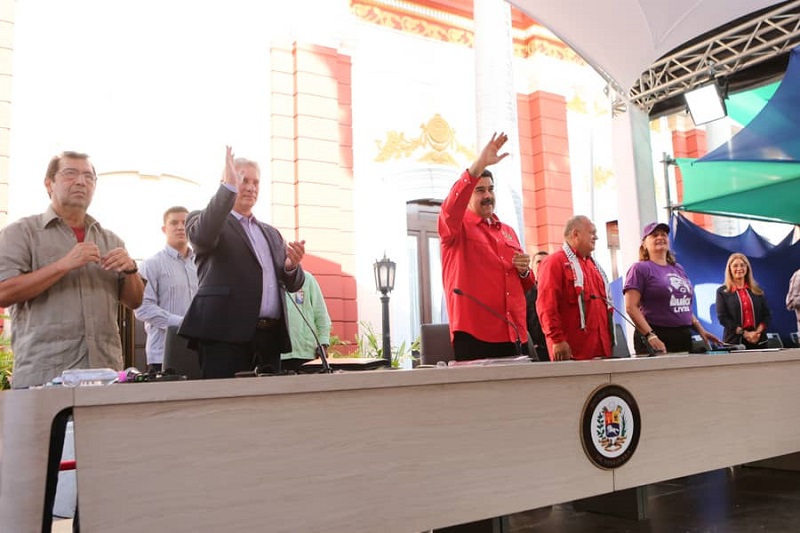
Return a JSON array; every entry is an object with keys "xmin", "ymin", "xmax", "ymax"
[{"xmin": 629, "ymin": 0, "xmax": 800, "ymax": 111}]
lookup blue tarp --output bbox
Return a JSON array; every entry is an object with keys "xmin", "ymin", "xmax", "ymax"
[
  {"xmin": 670, "ymin": 214, "xmax": 800, "ymax": 346},
  {"xmin": 701, "ymin": 47, "xmax": 800, "ymax": 163}
]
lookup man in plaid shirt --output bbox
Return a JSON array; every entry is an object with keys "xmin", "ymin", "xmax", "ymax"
[{"xmin": 787, "ymin": 268, "xmax": 800, "ymax": 335}]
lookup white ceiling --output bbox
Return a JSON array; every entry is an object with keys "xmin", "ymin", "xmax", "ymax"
[{"xmin": 509, "ymin": 0, "xmax": 783, "ymax": 93}]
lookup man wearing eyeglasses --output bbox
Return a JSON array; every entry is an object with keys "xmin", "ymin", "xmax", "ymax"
[
  {"xmin": 0, "ymin": 151, "xmax": 145, "ymax": 388},
  {"xmin": 0, "ymin": 151, "xmax": 144, "ymax": 531}
]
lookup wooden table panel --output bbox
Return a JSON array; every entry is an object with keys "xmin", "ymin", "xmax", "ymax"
[{"xmin": 3, "ymin": 350, "xmax": 800, "ymax": 532}]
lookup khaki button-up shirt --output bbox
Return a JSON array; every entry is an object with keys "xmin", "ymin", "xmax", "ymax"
[{"xmin": 0, "ymin": 207, "xmax": 126, "ymax": 388}]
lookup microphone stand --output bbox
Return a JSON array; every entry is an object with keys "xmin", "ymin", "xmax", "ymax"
[
  {"xmin": 590, "ymin": 294, "xmax": 656, "ymax": 357},
  {"xmin": 453, "ymin": 288, "xmax": 523, "ymax": 356},
  {"xmin": 285, "ymin": 285, "xmax": 333, "ymax": 374}
]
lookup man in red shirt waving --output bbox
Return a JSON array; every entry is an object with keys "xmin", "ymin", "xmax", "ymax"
[{"xmin": 439, "ymin": 133, "xmax": 534, "ymax": 360}]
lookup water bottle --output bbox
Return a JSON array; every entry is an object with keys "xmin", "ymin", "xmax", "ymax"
[{"xmin": 61, "ymin": 368, "xmax": 120, "ymax": 387}]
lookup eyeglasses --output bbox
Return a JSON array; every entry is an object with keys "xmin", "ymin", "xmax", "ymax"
[{"xmin": 58, "ymin": 168, "xmax": 97, "ymax": 183}]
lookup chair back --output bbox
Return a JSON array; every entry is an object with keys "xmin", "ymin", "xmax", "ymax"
[
  {"xmin": 766, "ymin": 332, "xmax": 784, "ymax": 349},
  {"xmin": 612, "ymin": 323, "xmax": 630, "ymax": 358},
  {"xmin": 163, "ymin": 326, "xmax": 202, "ymax": 380},
  {"xmin": 420, "ymin": 324, "xmax": 454, "ymax": 365},
  {"xmin": 791, "ymin": 332, "xmax": 800, "ymax": 348},
  {"xmin": 690, "ymin": 334, "xmax": 707, "ymax": 353}
]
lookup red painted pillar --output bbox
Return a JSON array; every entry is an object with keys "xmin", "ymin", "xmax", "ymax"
[
  {"xmin": 270, "ymin": 42, "xmax": 358, "ymax": 344},
  {"xmin": 518, "ymin": 91, "xmax": 573, "ymax": 253}
]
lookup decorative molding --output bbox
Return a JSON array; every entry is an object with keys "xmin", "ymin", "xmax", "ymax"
[
  {"xmin": 593, "ymin": 166, "xmax": 614, "ymax": 188},
  {"xmin": 351, "ymin": 0, "xmax": 585, "ymax": 64},
  {"xmin": 353, "ymin": 2, "xmax": 473, "ymax": 46},
  {"xmin": 515, "ymin": 37, "xmax": 585, "ymax": 65},
  {"xmin": 567, "ymin": 93, "xmax": 610, "ymax": 117},
  {"xmin": 375, "ymin": 114, "xmax": 475, "ymax": 166}
]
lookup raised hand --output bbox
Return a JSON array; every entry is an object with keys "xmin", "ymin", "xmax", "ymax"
[
  {"xmin": 469, "ymin": 132, "xmax": 510, "ymax": 178},
  {"xmin": 222, "ymin": 145, "xmax": 242, "ymax": 190},
  {"xmin": 480, "ymin": 132, "xmax": 510, "ymax": 167},
  {"xmin": 285, "ymin": 240, "xmax": 306, "ymax": 271}
]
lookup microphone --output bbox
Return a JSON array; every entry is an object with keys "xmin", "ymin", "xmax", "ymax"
[
  {"xmin": 453, "ymin": 288, "xmax": 523, "ymax": 356},
  {"xmin": 590, "ymin": 294, "xmax": 656, "ymax": 357},
  {"xmin": 283, "ymin": 282, "xmax": 333, "ymax": 374}
]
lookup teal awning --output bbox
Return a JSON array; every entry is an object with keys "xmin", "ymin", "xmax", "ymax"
[
  {"xmin": 673, "ymin": 47, "xmax": 800, "ymax": 225},
  {"xmin": 676, "ymin": 158, "xmax": 800, "ymax": 224},
  {"xmin": 726, "ymin": 82, "xmax": 779, "ymax": 126}
]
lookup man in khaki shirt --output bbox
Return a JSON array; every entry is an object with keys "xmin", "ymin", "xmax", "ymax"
[{"xmin": 0, "ymin": 151, "xmax": 144, "ymax": 388}]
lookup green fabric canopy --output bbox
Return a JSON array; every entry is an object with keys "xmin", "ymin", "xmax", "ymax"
[
  {"xmin": 673, "ymin": 48, "xmax": 800, "ymax": 225},
  {"xmin": 676, "ymin": 158, "xmax": 800, "ymax": 224},
  {"xmin": 725, "ymin": 82, "xmax": 779, "ymax": 126}
]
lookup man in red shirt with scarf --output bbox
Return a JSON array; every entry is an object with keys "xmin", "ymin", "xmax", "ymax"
[
  {"xmin": 537, "ymin": 215, "xmax": 612, "ymax": 361},
  {"xmin": 439, "ymin": 132, "xmax": 534, "ymax": 360}
]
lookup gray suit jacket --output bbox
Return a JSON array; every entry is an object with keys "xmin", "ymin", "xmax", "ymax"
[{"xmin": 179, "ymin": 185, "xmax": 304, "ymax": 350}]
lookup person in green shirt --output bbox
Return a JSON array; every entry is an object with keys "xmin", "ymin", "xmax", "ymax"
[{"xmin": 282, "ymin": 271, "xmax": 332, "ymax": 372}]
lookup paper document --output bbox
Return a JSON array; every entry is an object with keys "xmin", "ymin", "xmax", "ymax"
[{"xmin": 448, "ymin": 356, "xmax": 532, "ymax": 367}]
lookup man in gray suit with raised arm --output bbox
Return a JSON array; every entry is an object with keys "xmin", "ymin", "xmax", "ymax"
[{"xmin": 179, "ymin": 146, "xmax": 305, "ymax": 378}]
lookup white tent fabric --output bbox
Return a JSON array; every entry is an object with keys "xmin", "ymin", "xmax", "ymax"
[{"xmin": 509, "ymin": 0, "xmax": 782, "ymax": 92}]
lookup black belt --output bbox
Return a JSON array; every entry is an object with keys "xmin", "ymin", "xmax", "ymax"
[{"xmin": 256, "ymin": 318, "xmax": 280, "ymax": 330}]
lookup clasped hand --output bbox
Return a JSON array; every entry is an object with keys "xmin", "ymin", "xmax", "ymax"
[
  {"xmin": 60, "ymin": 243, "xmax": 134, "ymax": 273},
  {"xmin": 512, "ymin": 252, "xmax": 530, "ymax": 275}
]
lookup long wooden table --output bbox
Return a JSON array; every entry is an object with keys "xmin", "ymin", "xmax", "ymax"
[{"xmin": 3, "ymin": 350, "xmax": 800, "ymax": 532}]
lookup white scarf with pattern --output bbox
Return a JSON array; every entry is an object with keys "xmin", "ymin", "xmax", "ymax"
[{"xmin": 562, "ymin": 242, "xmax": 611, "ymax": 331}]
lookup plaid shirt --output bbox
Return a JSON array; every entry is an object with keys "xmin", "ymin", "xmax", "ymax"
[{"xmin": 787, "ymin": 269, "xmax": 800, "ymax": 330}]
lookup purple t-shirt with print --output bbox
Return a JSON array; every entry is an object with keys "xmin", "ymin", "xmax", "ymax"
[{"xmin": 623, "ymin": 261, "xmax": 694, "ymax": 327}]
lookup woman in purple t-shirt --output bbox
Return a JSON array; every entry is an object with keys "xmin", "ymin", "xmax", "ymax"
[{"xmin": 623, "ymin": 222, "xmax": 720, "ymax": 355}]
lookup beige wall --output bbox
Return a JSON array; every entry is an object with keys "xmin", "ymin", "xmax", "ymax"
[{"xmin": 0, "ymin": 0, "xmax": 13, "ymax": 229}]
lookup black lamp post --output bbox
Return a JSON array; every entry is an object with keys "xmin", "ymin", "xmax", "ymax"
[{"xmin": 373, "ymin": 254, "xmax": 396, "ymax": 365}]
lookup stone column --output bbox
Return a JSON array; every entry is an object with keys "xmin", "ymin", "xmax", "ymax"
[
  {"xmin": 611, "ymin": 104, "xmax": 658, "ymax": 352},
  {"xmin": 613, "ymin": 104, "xmax": 658, "ymax": 270},
  {"xmin": 473, "ymin": 0, "xmax": 525, "ymax": 241}
]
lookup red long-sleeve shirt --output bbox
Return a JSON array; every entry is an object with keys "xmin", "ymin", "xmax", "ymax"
[
  {"xmin": 438, "ymin": 170, "xmax": 534, "ymax": 344},
  {"xmin": 536, "ymin": 248, "xmax": 612, "ymax": 360}
]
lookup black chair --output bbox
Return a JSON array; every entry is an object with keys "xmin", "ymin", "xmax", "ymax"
[
  {"xmin": 132, "ymin": 318, "xmax": 148, "ymax": 371},
  {"xmin": 791, "ymin": 332, "xmax": 799, "ymax": 348},
  {"xmin": 612, "ymin": 323, "xmax": 630, "ymax": 358},
  {"xmin": 163, "ymin": 326, "xmax": 202, "ymax": 380},
  {"xmin": 690, "ymin": 334, "xmax": 707, "ymax": 353},
  {"xmin": 766, "ymin": 332, "xmax": 784, "ymax": 349},
  {"xmin": 419, "ymin": 324, "xmax": 454, "ymax": 366}
]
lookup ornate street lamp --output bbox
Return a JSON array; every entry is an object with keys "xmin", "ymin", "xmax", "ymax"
[{"xmin": 373, "ymin": 254, "xmax": 396, "ymax": 365}]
